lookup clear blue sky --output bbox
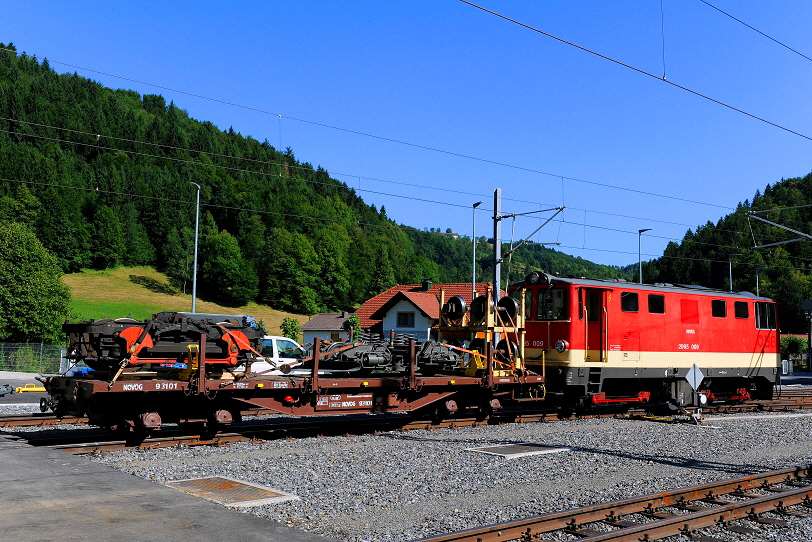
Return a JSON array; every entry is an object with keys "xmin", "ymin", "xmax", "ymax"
[{"xmin": 3, "ymin": 1, "xmax": 811, "ymax": 268}]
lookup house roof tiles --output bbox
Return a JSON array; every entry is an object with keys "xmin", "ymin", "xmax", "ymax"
[
  {"xmin": 356, "ymin": 282, "xmax": 499, "ymax": 329},
  {"xmin": 302, "ymin": 313, "xmax": 350, "ymax": 331}
]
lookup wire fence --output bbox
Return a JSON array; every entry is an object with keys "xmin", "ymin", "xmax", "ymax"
[{"xmin": 0, "ymin": 343, "xmax": 65, "ymax": 374}]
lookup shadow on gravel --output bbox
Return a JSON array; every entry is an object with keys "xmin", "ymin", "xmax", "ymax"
[{"xmin": 378, "ymin": 432, "xmax": 774, "ymax": 477}]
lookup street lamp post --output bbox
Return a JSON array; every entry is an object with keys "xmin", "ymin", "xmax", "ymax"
[
  {"xmin": 190, "ymin": 182, "xmax": 201, "ymax": 313},
  {"xmin": 728, "ymin": 253, "xmax": 741, "ymax": 292},
  {"xmin": 638, "ymin": 229, "xmax": 651, "ymax": 284},
  {"xmin": 472, "ymin": 201, "xmax": 483, "ymax": 300}
]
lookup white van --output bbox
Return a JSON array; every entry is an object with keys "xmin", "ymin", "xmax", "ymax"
[{"xmin": 249, "ymin": 336, "xmax": 305, "ymax": 374}]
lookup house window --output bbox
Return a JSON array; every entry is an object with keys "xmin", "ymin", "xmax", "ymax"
[
  {"xmin": 755, "ymin": 302, "xmax": 776, "ymax": 330},
  {"xmin": 711, "ymin": 299, "xmax": 726, "ymax": 318},
  {"xmin": 621, "ymin": 292, "xmax": 638, "ymax": 312},
  {"xmin": 397, "ymin": 312, "xmax": 415, "ymax": 328},
  {"xmin": 647, "ymin": 294, "xmax": 665, "ymax": 314},
  {"xmin": 734, "ymin": 301, "xmax": 749, "ymax": 319}
]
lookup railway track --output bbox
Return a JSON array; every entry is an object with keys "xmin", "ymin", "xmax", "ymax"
[
  {"xmin": 0, "ymin": 413, "xmax": 87, "ymax": 427},
  {"xmin": 14, "ymin": 405, "xmax": 811, "ymax": 456},
  {"xmin": 4, "ymin": 388, "xmax": 812, "ymax": 453},
  {"xmin": 16, "ymin": 412, "xmax": 554, "ymax": 454},
  {"xmin": 416, "ymin": 466, "xmax": 812, "ymax": 542}
]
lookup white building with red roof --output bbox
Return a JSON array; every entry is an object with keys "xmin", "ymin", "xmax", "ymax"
[
  {"xmin": 301, "ymin": 312, "xmax": 352, "ymax": 345},
  {"xmin": 355, "ymin": 279, "xmax": 500, "ymax": 341}
]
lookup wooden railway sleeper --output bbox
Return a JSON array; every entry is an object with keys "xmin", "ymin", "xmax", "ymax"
[
  {"xmin": 773, "ymin": 500, "xmax": 811, "ymax": 518},
  {"xmin": 564, "ymin": 518, "xmax": 604, "ymax": 538},
  {"xmin": 601, "ymin": 511, "xmax": 637, "ymax": 529},
  {"xmin": 746, "ymin": 508, "xmax": 789, "ymax": 526},
  {"xmin": 673, "ymin": 496, "xmax": 705, "ymax": 512},
  {"xmin": 713, "ymin": 515, "xmax": 759, "ymax": 535},
  {"xmin": 700, "ymin": 490, "xmax": 735, "ymax": 505},
  {"xmin": 731, "ymin": 484, "xmax": 758, "ymax": 498},
  {"xmin": 678, "ymin": 524, "xmax": 724, "ymax": 542},
  {"xmin": 519, "ymin": 527, "xmax": 555, "ymax": 542}
]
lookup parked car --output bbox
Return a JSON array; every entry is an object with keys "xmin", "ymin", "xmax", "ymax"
[{"xmin": 247, "ymin": 336, "xmax": 305, "ymax": 374}]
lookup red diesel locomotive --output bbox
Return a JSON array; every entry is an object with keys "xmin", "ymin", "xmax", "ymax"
[{"xmin": 515, "ymin": 272, "xmax": 780, "ymax": 407}]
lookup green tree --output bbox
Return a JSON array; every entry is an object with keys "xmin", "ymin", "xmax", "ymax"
[
  {"xmin": 0, "ymin": 222, "xmax": 70, "ymax": 342},
  {"xmin": 163, "ymin": 226, "xmax": 194, "ymax": 293},
  {"xmin": 342, "ymin": 313, "xmax": 361, "ymax": 340},
  {"xmin": 199, "ymin": 227, "xmax": 258, "ymax": 306},
  {"xmin": 259, "ymin": 228, "xmax": 322, "ymax": 314},
  {"xmin": 367, "ymin": 244, "xmax": 396, "ymax": 296},
  {"xmin": 91, "ymin": 205, "xmax": 125, "ymax": 269},
  {"xmin": 280, "ymin": 317, "xmax": 301, "ymax": 341}
]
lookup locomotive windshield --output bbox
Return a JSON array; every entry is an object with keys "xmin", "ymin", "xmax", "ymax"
[{"xmin": 538, "ymin": 287, "xmax": 567, "ymax": 320}]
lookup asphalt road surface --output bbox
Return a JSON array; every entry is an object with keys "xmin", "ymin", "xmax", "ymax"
[{"xmin": 0, "ymin": 372, "xmax": 46, "ymax": 405}]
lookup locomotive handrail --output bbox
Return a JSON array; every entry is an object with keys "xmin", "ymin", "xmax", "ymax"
[
  {"xmin": 583, "ymin": 305, "xmax": 589, "ymax": 362},
  {"xmin": 601, "ymin": 306, "xmax": 609, "ymax": 362}
]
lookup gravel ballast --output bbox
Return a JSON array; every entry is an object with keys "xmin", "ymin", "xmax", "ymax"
[
  {"xmin": 5, "ymin": 398, "xmax": 812, "ymax": 541},
  {"xmin": 68, "ymin": 412, "xmax": 812, "ymax": 541}
]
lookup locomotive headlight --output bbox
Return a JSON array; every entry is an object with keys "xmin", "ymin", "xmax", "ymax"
[{"xmin": 555, "ymin": 339, "xmax": 569, "ymax": 353}]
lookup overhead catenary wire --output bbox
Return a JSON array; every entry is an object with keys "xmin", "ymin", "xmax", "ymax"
[
  {"xmin": 0, "ymin": 40, "xmax": 806, "ymax": 279},
  {"xmin": 698, "ymin": 0, "xmax": 812, "ymax": 64},
  {"xmin": 0, "ymin": 115, "xmax": 736, "ymax": 230},
  {"xmin": 660, "ymin": 0, "xmax": 667, "ymax": 80},
  {"xmin": 2, "ymin": 114, "xmax": 775, "ymax": 244},
  {"xmin": 0, "ymin": 46, "xmax": 735, "ymax": 211},
  {"xmin": 460, "ymin": 1, "xmax": 812, "ymax": 143},
  {"xmin": 7, "ymin": 168, "xmax": 812, "ymax": 283},
  {"xmin": 0, "ymin": 33, "xmax": 803, "ymax": 254},
  {"xmin": 5, "ymin": 173, "xmax": 807, "ymax": 276},
  {"xmin": 1, "ymin": 122, "xmax": 805, "ymax": 259}
]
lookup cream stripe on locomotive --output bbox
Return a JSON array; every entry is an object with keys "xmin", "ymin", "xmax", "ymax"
[{"xmin": 524, "ymin": 348, "xmax": 780, "ymax": 370}]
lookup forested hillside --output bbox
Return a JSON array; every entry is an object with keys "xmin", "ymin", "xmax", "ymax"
[
  {"xmin": 0, "ymin": 42, "xmax": 625, "ymax": 326},
  {"xmin": 643, "ymin": 173, "xmax": 812, "ymax": 333}
]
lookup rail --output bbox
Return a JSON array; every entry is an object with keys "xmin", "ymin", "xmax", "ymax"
[{"xmin": 415, "ymin": 466, "xmax": 812, "ymax": 541}]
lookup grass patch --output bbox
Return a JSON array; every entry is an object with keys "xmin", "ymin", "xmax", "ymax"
[
  {"xmin": 70, "ymin": 299, "xmax": 169, "ymax": 321},
  {"xmin": 62, "ymin": 266, "xmax": 310, "ymax": 336}
]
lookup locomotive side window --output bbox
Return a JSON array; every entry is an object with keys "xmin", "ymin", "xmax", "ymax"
[
  {"xmin": 647, "ymin": 294, "xmax": 665, "ymax": 314},
  {"xmin": 538, "ymin": 288, "xmax": 567, "ymax": 320},
  {"xmin": 578, "ymin": 289, "xmax": 584, "ymax": 320},
  {"xmin": 586, "ymin": 290, "xmax": 600, "ymax": 322},
  {"xmin": 755, "ymin": 302, "xmax": 776, "ymax": 330},
  {"xmin": 734, "ymin": 301, "xmax": 749, "ymax": 319},
  {"xmin": 711, "ymin": 299, "xmax": 726, "ymax": 318},
  {"xmin": 621, "ymin": 292, "xmax": 638, "ymax": 312}
]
